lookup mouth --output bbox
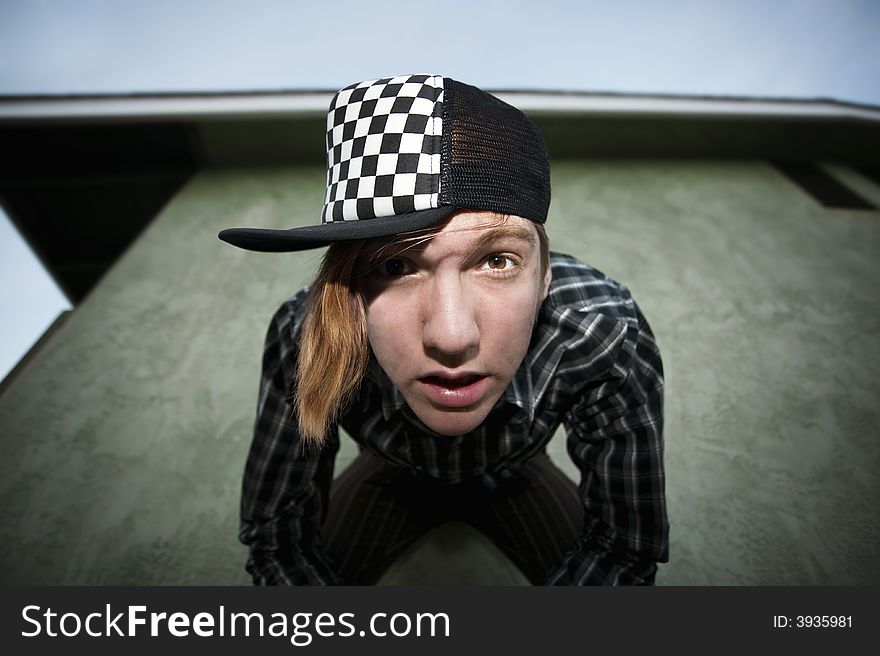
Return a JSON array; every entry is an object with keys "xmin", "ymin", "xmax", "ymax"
[
  {"xmin": 417, "ymin": 373, "xmax": 491, "ymax": 409},
  {"xmin": 420, "ymin": 374, "xmax": 483, "ymax": 388}
]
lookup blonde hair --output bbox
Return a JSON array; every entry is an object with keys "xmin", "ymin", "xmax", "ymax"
[{"xmin": 294, "ymin": 217, "xmax": 550, "ymax": 445}]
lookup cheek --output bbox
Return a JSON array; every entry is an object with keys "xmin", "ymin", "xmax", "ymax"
[
  {"xmin": 365, "ymin": 296, "xmax": 411, "ymax": 373},
  {"xmin": 479, "ymin": 287, "xmax": 541, "ymax": 358}
]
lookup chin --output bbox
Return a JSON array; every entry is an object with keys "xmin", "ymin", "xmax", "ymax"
[{"xmin": 414, "ymin": 405, "xmax": 494, "ymax": 437}]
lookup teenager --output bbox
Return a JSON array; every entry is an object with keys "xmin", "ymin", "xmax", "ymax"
[{"xmin": 219, "ymin": 74, "xmax": 668, "ymax": 585}]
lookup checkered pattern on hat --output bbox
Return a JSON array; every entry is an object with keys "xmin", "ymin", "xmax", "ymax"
[{"xmin": 322, "ymin": 74, "xmax": 444, "ymax": 223}]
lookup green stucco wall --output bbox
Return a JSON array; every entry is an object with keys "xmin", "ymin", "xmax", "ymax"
[{"xmin": 1, "ymin": 160, "xmax": 878, "ymax": 584}]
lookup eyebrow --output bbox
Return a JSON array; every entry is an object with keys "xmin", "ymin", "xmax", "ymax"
[{"xmin": 469, "ymin": 224, "xmax": 537, "ymax": 251}]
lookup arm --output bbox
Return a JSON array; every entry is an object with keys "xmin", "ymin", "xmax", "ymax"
[
  {"xmin": 238, "ymin": 296, "xmax": 343, "ymax": 585},
  {"xmin": 546, "ymin": 303, "xmax": 668, "ymax": 585}
]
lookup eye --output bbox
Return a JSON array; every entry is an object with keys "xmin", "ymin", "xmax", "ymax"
[
  {"xmin": 381, "ymin": 258, "xmax": 412, "ymax": 277},
  {"xmin": 485, "ymin": 255, "xmax": 514, "ymax": 271}
]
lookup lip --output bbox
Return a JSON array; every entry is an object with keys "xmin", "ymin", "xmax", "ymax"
[{"xmin": 417, "ymin": 372, "xmax": 491, "ymax": 409}]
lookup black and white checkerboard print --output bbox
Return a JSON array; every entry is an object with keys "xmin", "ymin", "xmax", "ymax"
[{"xmin": 322, "ymin": 74, "xmax": 444, "ymax": 223}]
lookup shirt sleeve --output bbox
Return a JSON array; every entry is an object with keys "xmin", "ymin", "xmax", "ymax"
[
  {"xmin": 547, "ymin": 302, "xmax": 669, "ymax": 585},
  {"xmin": 238, "ymin": 295, "xmax": 343, "ymax": 585}
]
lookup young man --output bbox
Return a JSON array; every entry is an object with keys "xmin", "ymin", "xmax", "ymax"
[{"xmin": 219, "ymin": 74, "xmax": 668, "ymax": 585}]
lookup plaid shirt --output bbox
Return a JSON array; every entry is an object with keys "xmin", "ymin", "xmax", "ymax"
[{"xmin": 239, "ymin": 252, "xmax": 669, "ymax": 585}]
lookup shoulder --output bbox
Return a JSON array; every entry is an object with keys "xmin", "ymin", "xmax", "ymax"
[
  {"xmin": 545, "ymin": 251, "xmax": 636, "ymax": 320},
  {"xmin": 532, "ymin": 252, "xmax": 655, "ymax": 392},
  {"xmin": 265, "ymin": 287, "xmax": 311, "ymax": 343},
  {"xmin": 260, "ymin": 287, "xmax": 311, "ymax": 381}
]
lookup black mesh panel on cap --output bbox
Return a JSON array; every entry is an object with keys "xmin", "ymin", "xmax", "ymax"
[{"xmin": 439, "ymin": 79, "xmax": 551, "ymax": 223}]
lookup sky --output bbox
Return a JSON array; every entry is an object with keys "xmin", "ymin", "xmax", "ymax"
[
  {"xmin": 1, "ymin": 0, "xmax": 879, "ymax": 102},
  {"xmin": 0, "ymin": 206, "xmax": 70, "ymax": 380},
  {"xmin": 1, "ymin": 0, "xmax": 879, "ymax": 379}
]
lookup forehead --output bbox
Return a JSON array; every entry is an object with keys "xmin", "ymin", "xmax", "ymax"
[{"xmin": 417, "ymin": 212, "xmax": 538, "ymax": 256}]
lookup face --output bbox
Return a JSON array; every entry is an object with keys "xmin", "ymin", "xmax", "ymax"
[{"xmin": 359, "ymin": 211, "xmax": 552, "ymax": 436}]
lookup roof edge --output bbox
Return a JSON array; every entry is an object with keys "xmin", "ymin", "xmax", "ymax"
[{"xmin": 1, "ymin": 89, "xmax": 878, "ymax": 123}]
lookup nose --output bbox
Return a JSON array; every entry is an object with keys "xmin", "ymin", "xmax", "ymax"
[{"xmin": 421, "ymin": 272, "xmax": 480, "ymax": 362}]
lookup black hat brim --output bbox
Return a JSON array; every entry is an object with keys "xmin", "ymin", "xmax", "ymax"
[{"xmin": 218, "ymin": 206, "xmax": 458, "ymax": 252}]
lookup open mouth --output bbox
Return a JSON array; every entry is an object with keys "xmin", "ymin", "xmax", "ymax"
[{"xmin": 420, "ymin": 374, "xmax": 483, "ymax": 389}]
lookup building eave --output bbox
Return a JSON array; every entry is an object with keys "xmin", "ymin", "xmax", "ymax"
[{"xmin": 1, "ymin": 89, "xmax": 878, "ymax": 123}]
